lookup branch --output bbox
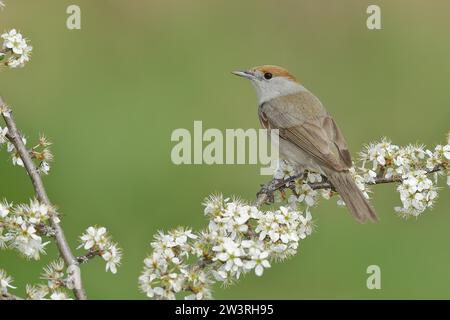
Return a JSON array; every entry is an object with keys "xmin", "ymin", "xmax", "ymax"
[
  {"xmin": 77, "ymin": 250, "xmax": 100, "ymax": 264},
  {"xmin": 0, "ymin": 97, "xmax": 87, "ymax": 300},
  {"xmin": 255, "ymin": 164, "xmax": 446, "ymax": 207}
]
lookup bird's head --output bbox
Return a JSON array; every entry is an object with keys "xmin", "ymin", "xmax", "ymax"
[{"xmin": 232, "ymin": 65, "xmax": 305, "ymax": 104}]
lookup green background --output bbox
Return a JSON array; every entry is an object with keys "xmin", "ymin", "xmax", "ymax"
[{"xmin": 1, "ymin": 0, "xmax": 449, "ymax": 299}]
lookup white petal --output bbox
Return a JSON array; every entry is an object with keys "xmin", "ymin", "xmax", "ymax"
[{"xmin": 255, "ymin": 265, "xmax": 264, "ymax": 276}]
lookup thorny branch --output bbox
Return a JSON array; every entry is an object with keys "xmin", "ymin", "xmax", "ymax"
[
  {"xmin": 255, "ymin": 164, "xmax": 446, "ymax": 207},
  {"xmin": 77, "ymin": 250, "xmax": 101, "ymax": 264},
  {"xmin": 0, "ymin": 97, "xmax": 87, "ymax": 300},
  {"xmin": 192, "ymin": 165, "xmax": 446, "ymax": 271}
]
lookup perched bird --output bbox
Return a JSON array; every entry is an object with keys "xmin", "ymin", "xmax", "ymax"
[{"xmin": 233, "ymin": 65, "xmax": 378, "ymax": 223}]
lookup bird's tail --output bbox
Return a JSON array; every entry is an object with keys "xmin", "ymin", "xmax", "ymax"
[{"xmin": 324, "ymin": 169, "xmax": 378, "ymax": 223}]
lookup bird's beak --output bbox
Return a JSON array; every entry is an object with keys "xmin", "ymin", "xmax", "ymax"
[{"xmin": 232, "ymin": 70, "xmax": 255, "ymax": 80}]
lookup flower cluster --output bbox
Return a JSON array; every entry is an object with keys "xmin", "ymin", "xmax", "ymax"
[
  {"xmin": 360, "ymin": 138, "xmax": 431, "ymax": 178},
  {"xmin": 289, "ymin": 172, "xmax": 328, "ymax": 208},
  {"xmin": 0, "ymin": 199, "xmax": 53, "ymax": 259},
  {"xmin": 395, "ymin": 170, "xmax": 438, "ymax": 217},
  {"xmin": 139, "ymin": 195, "xmax": 313, "ymax": 300},
  {"xmin": 78, "ymin": 226, "xmax": 122, "ymax": 274},
  {"xmin": 138, "ymin": 227, "xmax": 204, "ymax": 300},
  {"xmin": 32, "ymin": 135, "xmax": 54, "ymax": 175},
  {"xmin": 1, "ymin": 29, "xmax": 32, "ymax": 68},
  {"xmin": 4, "ymin": 133, "xmax": 54, "ymax": 174},
  {"xmin": 24, "ymin": 259, "xmax": 73, "ymax": 300},
  {"xmin": 359, "ymin": 135, "xmax": 449, "ymax": 217}
]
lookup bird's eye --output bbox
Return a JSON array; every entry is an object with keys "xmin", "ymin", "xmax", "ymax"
[{"xmin": 264, "ymin": 72, "xmax": 273, "ymax": 80}]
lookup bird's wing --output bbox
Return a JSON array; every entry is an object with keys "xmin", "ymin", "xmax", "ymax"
[{"xmin": 260, "ymin": 92, "xmax": 352, "ymax": 171}]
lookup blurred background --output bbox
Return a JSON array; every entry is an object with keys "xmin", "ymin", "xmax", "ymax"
[{"xmin": 0, "ymin": 0, "xmax": 449, "ymax": 299}]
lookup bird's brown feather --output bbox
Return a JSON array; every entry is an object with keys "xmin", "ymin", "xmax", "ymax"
[{"xmin": 260, "ymin": 91, "xmax": 352, "ymax": 171}]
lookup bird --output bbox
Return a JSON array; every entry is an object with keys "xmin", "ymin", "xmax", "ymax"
[{"xmin": 232, "ymin": 65, "xmax": 378, "ymax": 223}]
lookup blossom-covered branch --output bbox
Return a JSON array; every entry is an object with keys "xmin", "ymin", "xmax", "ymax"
[
  {"xmin": 0, "ymin": 98, "xmax": 86, "ymax": 300},
  {"xmin": 0, "ymin": 3, "xmax": 123, "ymax": 299},
  {"xmin": 139, "ymin": 134, "xmax": 449, "ymax": 300},
  {"xmin": 255, "ymin": 163, "xmax": 446, "ymax": 208},
  {"xmin": 0, "ymin": 101, "xmax": 123, "ymax": 300}
]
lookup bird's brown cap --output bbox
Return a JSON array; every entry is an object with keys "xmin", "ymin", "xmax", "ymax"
[{"xmin": 253, "ymin": 65, "xmax": 298, "ymax": 82}]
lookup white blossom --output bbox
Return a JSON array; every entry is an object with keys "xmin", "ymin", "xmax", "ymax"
[
  {"xmin": 5, "ymin": 215, "xmax": 49, "ymax": 260},
  {"xmin": 39, "ymin": 161, "xmax": 50, "ymax": 175},
  {"xmin": 41, "ymin": 259, "xmax": 65, "ymax": 290},
  {"xmin": 2, "ymin": 29, "xmax": 26, "ymax": 54},
  {"xmin": 7, "ymin": 136, "xmax": 26, "ymax": 167},
  {"xmin": 102, "ymin": 244, "xmax": 122, "ymax": 274},
  {"xmin": 245, "ymin": 249, "xmax": 271, "ymax": 276},
  {"xmin": 0, "ymin": 269, "xmax": 16, "ymax": 294},
  {"xmin": 0, "ymin": 199, "xmax": 11, "ymax": 218},
  {"xmin": 79, "ymin": 226, "xmax": 108, "ymax": 250},
  {"xmin": 426, "ymin": 144, "xmax": 450, "ymax": 170},
  {"xmin": 140, "ymin": 195, "xmax": 313, "ymax": 300},
  {"xmin": 289, "ymin": 181, "xmax": 317, "ymax": 207},
  {"xmin": 445, "ymin": 145, "xmax": 450, "ymax": 160},
  {"xmin": 273, "ymin": 160, "xmax": 298, "ymax": 180},
  {"xmin": 0, "ymin": 199, "xmax": 53, "ymax": 259},
  {"xmin": 78, "ymin": 226, "xmax": 122, "ymax": 274},
  {"xmin": 395, "ymin": 170, "xmax": 438, "ymax": 217},
  {"xmin": 1, "ymin": 29, "xmax": 32, "ymax": 68},
  {"xmin": 23, "ymin": 199, "xmax": 51, "ymax": 225},
  {"xmin": 13, "ymin": 232, "xmax": 49, "ymax": 260},
  {"xmin": 360, "ymin": 138, "xmax": 399, "ymax": 170},
  {"xmin": 212, "ymin": 237, "xmax": 244, "ymax": 277},
  {"xmin": 298, "ymin": 209, "xmax": 313, "ymax": 239}
]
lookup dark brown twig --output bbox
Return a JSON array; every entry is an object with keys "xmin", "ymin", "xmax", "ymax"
[{"xmin": 255, "ymin": 165, "xmax": 445, "ymax": 207}]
